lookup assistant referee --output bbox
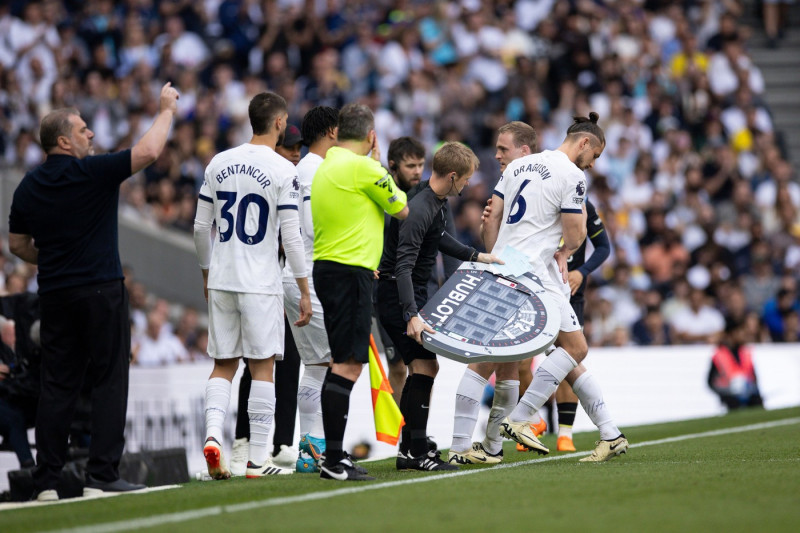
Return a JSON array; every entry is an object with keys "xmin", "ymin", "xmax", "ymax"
[{"xmin": 311, "ymin": 103, "xmax": 408, "ymax": 481}]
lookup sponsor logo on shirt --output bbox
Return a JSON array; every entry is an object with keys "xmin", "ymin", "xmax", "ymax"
[{"xmin": 374, "ymin": 174, "xmax": 395, "ymax": 193}]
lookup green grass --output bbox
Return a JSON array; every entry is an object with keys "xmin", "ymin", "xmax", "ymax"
[{"xmin": 4, "ymin": 407, "xmax": 799, "ymax": 533}]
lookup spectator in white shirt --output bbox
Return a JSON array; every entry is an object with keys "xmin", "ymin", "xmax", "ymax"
[
  {"xmin": 133, "ymin": 310, "xmax": 189, "ymax": 367},
  {"xmin": 707, "ymin": 37, "xmax": 765, "ymax": 98},
  {"xmin": 670, "ymin": 286, "xmax": 725, "ymax": 345}
]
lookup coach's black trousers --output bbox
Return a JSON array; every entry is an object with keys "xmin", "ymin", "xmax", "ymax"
[{"xmin": 33, "ymin": 280, "xmax": 130, "ymax": 492}]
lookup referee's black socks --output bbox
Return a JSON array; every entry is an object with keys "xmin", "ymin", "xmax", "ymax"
[
  {"xmin": 406, "ymin": 373, "xmax": 435, "ymax": 458},
  {"xmin": 398, "ymin": 379, "xmax": 412, "ymax": 455},
  {"xmin": 321, "ymin": 372, "xmax": 354, "ymax": 466}
]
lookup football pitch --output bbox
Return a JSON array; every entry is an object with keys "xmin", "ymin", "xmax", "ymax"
[{"xmin": 3, "ymin": 406, "xmax": 799, "ymax": 533}]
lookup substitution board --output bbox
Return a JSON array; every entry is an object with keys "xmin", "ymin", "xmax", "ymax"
[{"xmin": 418, "ymin": 262, "xmax": 560, "ymax": 363}]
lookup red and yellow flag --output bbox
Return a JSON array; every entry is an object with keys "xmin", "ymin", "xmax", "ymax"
[{"xmin": 368, "ymin": 334, "xmax": 405, "ymax": 445}]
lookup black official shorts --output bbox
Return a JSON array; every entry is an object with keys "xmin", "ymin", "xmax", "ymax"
[
  {"xmin": 376, "ymin": 279, "xmax": 436, "ymax": 365},
  {"xmin": 374, "ymin": 317, "xmax": 403, "ymax": 365},
  {"xmin": 372, "ymin": 282, "xmax": 402, "ymax": 365},
  {"xmin": 313, "ymin": 260, "xmax": 374, "ymax": 364}
]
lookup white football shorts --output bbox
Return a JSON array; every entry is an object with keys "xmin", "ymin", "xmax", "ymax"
[
  {"xmin": 207, "ymin": 290, "xmax": 284, "ymax": 360},
  {"xmin": 541, "ymin": 262, "xmax": 582, "ymax": 334},
  {"xmin": 283, "ymin": 281, "xmax": 331, "ymax": 364}
]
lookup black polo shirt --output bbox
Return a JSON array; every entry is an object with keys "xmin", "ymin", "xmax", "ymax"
[
  {"xmin": 379, "ymin": 181, "xmax": 476, "ymax": 318},
  {"xmin": 8, "ymin": 150, "xmax": 132, "ymax": 294}
]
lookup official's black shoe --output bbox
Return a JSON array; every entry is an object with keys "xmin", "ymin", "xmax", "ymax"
[
  {"xmin": 320, "ymin": 458, "xmax": 375, "ymax": 481},
  {"xmin": 426, "ymin": 436, "xmax": 438, "ymax": 452},
  {"xmin": 83, "ymin": 475, "xmax": 146, "ymax": 497},
  {"xmin": 406, "ymin": 450, "xmax": 459, "ymax": 471},
  {"xmin": 343, "ymin": 452, "xmax": 369, "ymax": 475},
  {"xmin": 396, "ymin": 449, "xmax": 413, "ymax": 470},
  {"xmin": 320, "ymin": 453, "xmax": 369, "ymax": 475}
]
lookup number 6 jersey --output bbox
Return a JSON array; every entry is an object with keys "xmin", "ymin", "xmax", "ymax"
[
  {"xmin": 492, "ymin": 149, "xmax": 587, "ymax": 287},
  {"xmin": 196, "ymin": 143, "xmax": 302, "ymax": 294}
]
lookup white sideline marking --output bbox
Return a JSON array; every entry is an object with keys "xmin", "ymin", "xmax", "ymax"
[
  {"xmin": 43, "ymin": 417, "xmax": 800, "ymax": 533},
  {"xmin": 0, "ymin": 485, "xmax": 181, "ymax": 512}
]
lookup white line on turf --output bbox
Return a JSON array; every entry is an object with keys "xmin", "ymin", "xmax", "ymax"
[
  {"xmin": 54, "ymin": 417, "xmax": 800, "ymax": 533},
  {"xmin": 0, "ymin": 484, "xmax": 182, "ymax": 512}
]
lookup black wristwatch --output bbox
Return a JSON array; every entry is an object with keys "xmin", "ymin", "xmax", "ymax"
[{"xmin": 403, "ymin": 311, "xmax": 417, "ymax": 322}]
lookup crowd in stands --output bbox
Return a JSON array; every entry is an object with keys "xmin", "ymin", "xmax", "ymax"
[{"xmin": 1, "ymin": 0, "xmax": 799, "ymax": 354}]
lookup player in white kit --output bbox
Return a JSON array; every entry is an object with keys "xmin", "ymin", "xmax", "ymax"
[
  {"xmin": 489, "ymin": 113, "xmax": 628, "ymax": 462},
  {"xmin": 194, "ymin": 92, "xmax": 312, "ymax": 479},
  {"xmin": 448, "ymin": 122, "xmax": 537, "ymax": 466},
  {"xmin": 281, "ymin": 106, "xmax": 340, "ymax": 473}
]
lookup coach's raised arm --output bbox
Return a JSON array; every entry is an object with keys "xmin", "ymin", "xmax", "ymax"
[{"xmin": 131, "ymin": 83, "xmax": 181, "ymax": 173}]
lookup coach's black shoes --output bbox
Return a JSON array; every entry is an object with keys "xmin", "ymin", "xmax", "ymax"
[
  {"xmin": 83, "ymin": 475, "xmax": 146, "ymax": 497},
  {"xmin": 406, "ymin": 450, "xmax": 459, "ymax": 471},
  {"xmin": 34, "ymin": 489, "xmax": 59, "ymax": 502},
  {"xmin": 320, "ymin": 457, "xmax": 375, "ymax": 481}
]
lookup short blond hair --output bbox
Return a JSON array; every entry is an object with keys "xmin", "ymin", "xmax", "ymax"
[
  {"xmin": 433, "ymin": 142, "xmax": 479, "ymax": 178},
  {"xmin": 498, "ymin": 121, "xmax": 537, "ymax": 151}
]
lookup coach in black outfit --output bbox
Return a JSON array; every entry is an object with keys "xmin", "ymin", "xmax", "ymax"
[
  {"xmin": 8, "ymin": 82, "xmax": 180, "ymax": 501},
  {"xmin": 377, "ymin": 142, "xmax": 502, "ymax": 471}
]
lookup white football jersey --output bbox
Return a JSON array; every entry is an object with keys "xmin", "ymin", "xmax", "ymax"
[
  {"xmin": 199, "ymin": 143, "xmax": 301, "ymax": 294},
  {"xmin": 493, "ymin": 149, "xmax": 587, "ymax": 287},
  {"xmin": 283, "ymin": 152, "xmax": 323, "ymax": 281}
]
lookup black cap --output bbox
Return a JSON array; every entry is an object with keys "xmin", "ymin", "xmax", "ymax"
[{"xmin": 282, "ymin": 124, "xmax": 303, "ymax": 147}]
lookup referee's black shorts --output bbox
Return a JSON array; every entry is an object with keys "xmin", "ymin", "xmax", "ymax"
[
  {"xmin": 376, "ymin": 279, "xmax": 436, "ymax": 365},
  {"xmin": 313, "ymin": 260, "xmax": 374, "ymax": 364}
]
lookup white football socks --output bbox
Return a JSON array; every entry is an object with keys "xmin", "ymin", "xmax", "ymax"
[
  {"xmin": 451, "ymin": 368, "xmax": 488, "ymax": 453},
  {"xmin": 572, "ymin": 371, "xmax": 620, "ymax": 440},
  {"xmin": 248, "ymin": 379, "xmax": 276, "ymax": 466},
  {"xmin": 297, "ymin": 365, "xmax": 326, "ymax": 439},
  {"xmin": 205, "ymin": 377, "xmax": 231, "ymax": 444},
  {"xmin": 509, "ymin": 348, "xmax": 577, "ymax": 422},
  {"xmin": 482, "ymin": 379, "xmax": 519, "ymax": 454}
]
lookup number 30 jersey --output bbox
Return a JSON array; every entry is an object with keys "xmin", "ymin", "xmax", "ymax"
[
  {"xmin": 492, "ymin": 149, "xmax": 587, "ymax": 285},
  {"xmin": 198, "ymin": 143, "xmax": 301, "ymax": 295}
]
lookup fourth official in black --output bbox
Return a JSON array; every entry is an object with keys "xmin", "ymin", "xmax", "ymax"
[{"xmin": 377, "ymin": 142, "xmax": 503, "ymax": 471}]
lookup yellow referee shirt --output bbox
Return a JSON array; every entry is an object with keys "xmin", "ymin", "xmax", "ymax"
[{"xmin": 311, "ymin": 147, "xmax": 407, "ymax": 270}]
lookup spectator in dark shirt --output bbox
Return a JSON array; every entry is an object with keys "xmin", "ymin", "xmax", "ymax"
[{"xmin": 632, "ymin": 305, "xmax": 672, "ymax": 346}]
